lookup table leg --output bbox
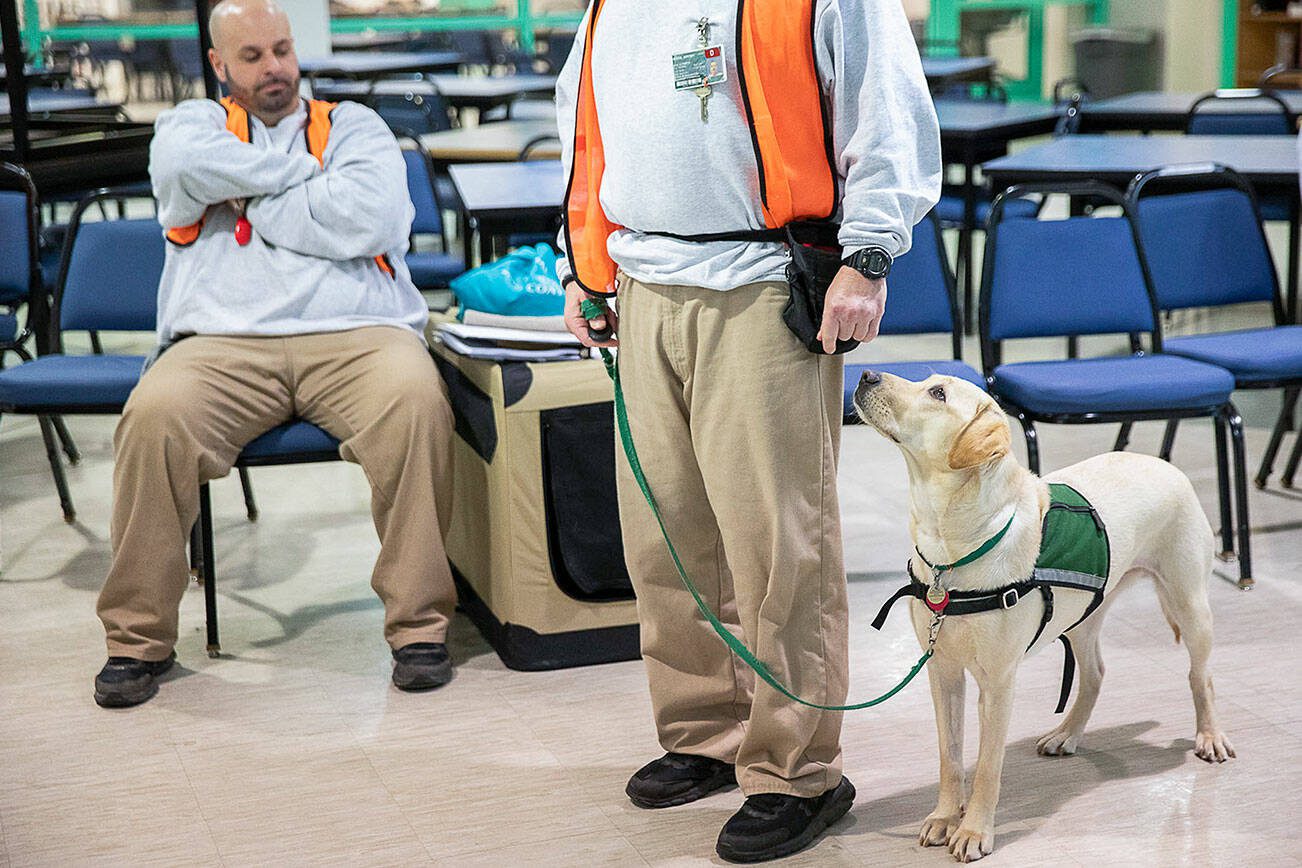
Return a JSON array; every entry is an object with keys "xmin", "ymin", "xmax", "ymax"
[
  {"xmin": 1289, "ymin": 194, "xmax": 1300, "ymax": 324},
  {"xmin": 961, "ymin": 145, "xmax": 978, "ymax": 334}
]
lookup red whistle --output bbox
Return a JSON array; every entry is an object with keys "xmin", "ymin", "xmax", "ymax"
[{"xmin": 234, "ymin": 216, "xmax": 252, "ymax": 246}]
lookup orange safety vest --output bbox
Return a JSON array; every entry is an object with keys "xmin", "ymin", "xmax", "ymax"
[
  {"xmin": 166, "ymin": 96, "xmax": 395, "ymax": 278},
  {"xmin": 563, "ymin": 0, "xmax": 838, "ymax": 297}
]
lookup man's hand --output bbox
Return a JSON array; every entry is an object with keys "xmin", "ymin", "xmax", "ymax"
[
  {"xmin": 817, "ymin": 267, "xmax": 888, "ymax": 354},
  {"xmin": 564, "ymin": 283, "xmax": 619, "ymax": 349}
]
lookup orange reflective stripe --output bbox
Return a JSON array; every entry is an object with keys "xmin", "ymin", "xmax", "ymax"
[
  {"xmin": 165, "ymin": 224, "xmax": 202, "ymax": 246},
  {"xmin": 738, "ymin": 0, "xmax": 836, "ymax": 227},
  {"xmin": 563, "ymin": 0, "xmax": 622, "ymax": 297},
  {"xmin": 375, "ymin": 253, "xmax": 395, "ymax": 277},
  {"xmin": 219, "ymin": 96, "xmax": 251, "ymax": 143},
  {"xmin": 304, "ymin": 99, "xmax": 337, "ymax": 167}
]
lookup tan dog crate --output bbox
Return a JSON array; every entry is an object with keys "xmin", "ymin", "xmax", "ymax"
[{"xmin": 430, "ymin": 339, "xmax": 639, "ymax": 670}]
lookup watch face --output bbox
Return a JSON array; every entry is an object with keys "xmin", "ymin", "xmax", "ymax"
[{"xmin": 866, "ymin": 249, "xmax": 891, "ymax": 277}]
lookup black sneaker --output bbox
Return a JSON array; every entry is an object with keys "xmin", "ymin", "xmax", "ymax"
[
  {"xmin": 625, "ymin": 752, "xmax": 737, "ymax": 809},
  {"xmin": 716, "ymin": 776, "xmax": 855, "ymax": 863},
  {"xmin": 93, "ymin": 652, "xmax": 177, "ymax": 708},
  {"xmin": 391, "ymin": 642, "xmax": 453, "ymax": 691}
]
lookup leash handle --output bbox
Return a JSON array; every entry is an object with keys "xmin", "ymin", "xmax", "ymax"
[
  {"xmin": 580, "ymin": 297, "xmax": 615, "ymax": 343},
  {"xmin": 600, "ymin": 351, "xmax": 931, "ymax": 711}
]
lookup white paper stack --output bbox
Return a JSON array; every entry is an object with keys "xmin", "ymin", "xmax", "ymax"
[{"xmin": 436, "ymin": 321, "xmax": 584, "ymax": 362}]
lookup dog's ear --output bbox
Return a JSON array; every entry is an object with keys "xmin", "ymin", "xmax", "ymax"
[{"xmin": 947, "ymin": 404, "xmax": 1012, "ymax": 470}]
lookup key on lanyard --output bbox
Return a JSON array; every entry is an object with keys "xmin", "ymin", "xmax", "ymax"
[{"xmin": 695, "ymin": 17, "xmax": 711, "ymax": 122}]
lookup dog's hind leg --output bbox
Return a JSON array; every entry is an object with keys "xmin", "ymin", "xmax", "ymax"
[
  {"xmin": 1151, "ymin": 557, "xmax": 1237, "ymax": 763},
  {"xmin": 1037, "ymin": 613, "xmax": 1107, "ymax": 757}
]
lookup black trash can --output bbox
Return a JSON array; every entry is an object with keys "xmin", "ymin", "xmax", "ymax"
[{"xmin": 1072, "ymin": 28, "xmax": 1161, "ymax": 99}]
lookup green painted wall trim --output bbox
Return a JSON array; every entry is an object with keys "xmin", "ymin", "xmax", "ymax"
[
  {"xmin": 1222, "ymin": 0, "xmax": 1238, "ymax": 87},
  {"xmin": 40, "ymin": 10, "xmax": 585, "ymax": 47}
]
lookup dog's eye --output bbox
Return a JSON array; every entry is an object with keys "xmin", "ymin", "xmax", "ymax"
[{"xmin": 928, "ymin": 386, "xmax": 946, "ymax": 402}]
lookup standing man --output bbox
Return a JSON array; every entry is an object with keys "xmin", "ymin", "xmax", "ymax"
[
  {"xmin": 556, "ymin": 1, "xmax": 940, "ymax": 862},
  {"xmin": 93, "ymin": 0, "xmax": 458, "ymax": 707}
]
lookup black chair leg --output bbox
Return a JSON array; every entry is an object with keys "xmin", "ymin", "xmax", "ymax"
[
  {"xmin": 1256, "ymin": 387, "xmax": 1299, "ymax": 488},
  {"xmin": 190, "ymin": 519, "xmax": 204, "ymax": 581},
  {"xmin": 50, "ymin": 415, "xmax": 80, "ymax": 465},
  {"xmin": 1226, "ymin": 405, "xmax": 1253, "ymax": 590},
  {"xmin": 37, "ymin": 415, "xmax": 75, "ymax": 523},
  {"xmin": 1159, "ymin": 419, "xmax": 1179, "ymax": 463},
  {"xmin": 200, "ymin": 483, "xmax": 220, "ymax": 658},
  {"xmin": 238, "ymin": 466, "xmax": 258, "ymax": 521},
  {"xmin": 89, "ymin": 331, "xmax": 104, "ymax": 355},
  {"xmin": 1213, "ymin": 410, "xmax": 1238, "ymax": 564},
  {"xmin": 1283, "ymin": 428, "xmax": 1302, "ymax": 489},
  {"xmin": 1018, "ymin": 414, "xmax": 1041, "ymax": 476},
  {"xmin": 1113, "ymin": 422, "xmax": 1133, "ymax": 453}
]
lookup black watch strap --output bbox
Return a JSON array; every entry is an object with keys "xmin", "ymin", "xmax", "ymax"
[{"xmin": 844, "ymin": 246, "xmax": 892, "ymax": 280}]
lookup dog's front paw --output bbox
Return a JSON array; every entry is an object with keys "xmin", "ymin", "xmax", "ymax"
[
  {"xmin": 948, "ymin": 825, "xmax": 994, "ymax": 862},
  {"xmin": 919, "ymin": 812, "xmax": 962, "ymax": 847},
  {"xmin": 1194, "ymin": 730, "xmax": 1236, "ymax": 763},
  {"xmin": 1036, "ymin": 727, "xmax": 1081, "ymax": 756}
]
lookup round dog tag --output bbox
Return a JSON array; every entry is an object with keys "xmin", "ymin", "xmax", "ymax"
[
  {"xmin": 925, "ymin": 586, "xmax": 949, "ymax": 613},
  {"xmin": 234, "ymin": 216, "xmax": 252, "ymax": 246}
]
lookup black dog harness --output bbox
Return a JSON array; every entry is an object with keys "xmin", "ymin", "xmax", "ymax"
[{"xmin": 872, "ymin": 484, "xmax": 1111, "ymax": 714}]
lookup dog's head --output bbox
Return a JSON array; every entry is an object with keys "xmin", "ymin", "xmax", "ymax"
[{"xmin": 852, "ymin": 371, "xmax": 1011, "ymax": 474}]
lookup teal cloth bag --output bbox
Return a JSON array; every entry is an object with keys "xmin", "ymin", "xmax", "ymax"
[{"xmin": 451, "ymin": 244, "xmax": 565, "ymax": 318}]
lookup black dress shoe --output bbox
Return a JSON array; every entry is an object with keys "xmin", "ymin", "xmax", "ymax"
[
  {"xmin": 625, "ymin": 752, "xmax": 737, "ymax": 809},
  {"xmin": 93, "ymin": 652, "xmax": 177, "ymax": 708},
  {"xmin": 716, "ymin": 776, "xmax": 855, "ymax": 863},
  {"xmin": 391, "ymin": 642, "xmax": 453, "ymax": 691}
]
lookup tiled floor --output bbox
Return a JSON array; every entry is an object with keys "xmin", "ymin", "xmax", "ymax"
[{"xmin": 2, "ymin": 325, "xmax": 1300, "ymax": 866}]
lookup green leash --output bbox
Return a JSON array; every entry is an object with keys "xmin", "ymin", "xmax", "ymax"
[{"xmin": 582, "ymin": 300, "xmax": 932, "ymax": 711}]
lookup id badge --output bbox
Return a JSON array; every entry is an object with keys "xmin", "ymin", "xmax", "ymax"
[{"xmin": 672, "ymin": 45, "xmax": 728, "ymax": 91}]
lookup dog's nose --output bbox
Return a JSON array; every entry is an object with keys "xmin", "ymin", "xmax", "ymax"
[{"xmin": 859, "ymin": 370, "xmax": 882, "ymax": 388}]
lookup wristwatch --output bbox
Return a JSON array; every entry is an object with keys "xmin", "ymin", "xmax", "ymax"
[{"xmin": 843, "ymin": 246, "xmax": 893, "ymax": 280}]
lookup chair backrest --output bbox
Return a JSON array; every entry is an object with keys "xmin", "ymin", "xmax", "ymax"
[
  {"xmin": 1052, "ymin": 76, "xmax": 1091, "ymax": 106},
  {"xmin": 1186, "ymin": 88, "xmax": 1295, "ymax": 135},
  {"xmin": 0, "ymin": 163, "xmax": 38, "ymax": 307},
  {"xmin": 1260, "ymin": 64, "xmax": 1302, "ymax": 91},
  {"xmin": 398, "ymin": 139, "xmax": 444, "ymax": 236},
  {"xmin": 370, "ymin": 90, "xmax": 453, "ymax": 136},
  {"xmin": 878, "ymin": 212, "xmax": 961, "ymax": 357},
  {"xmin": 980, "ymin": 184, "xmax": 1159, "ymax": 371},
  {"xmin": 1128, "ymin": 165, "xmax": 1281, "ymax": 319},
  {"xmin": 1054, "ymin": 92, "xmax": 1085, "ymax": 137},
  {"xmin": 56, "ymin": 194, "xmax": 163, "ymax": 335},
  {"xmin": 518, "ymin": 133, "xmax": 560, "ymax": 161}
]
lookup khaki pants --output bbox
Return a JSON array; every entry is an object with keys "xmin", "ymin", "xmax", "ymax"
[
  {"xmin": 615, "ymin": 276, "xmax": 848, "ymax": 798},
  {"xmin": 97, "ymin": 326, "xmax": 456, "ymax": 660}
]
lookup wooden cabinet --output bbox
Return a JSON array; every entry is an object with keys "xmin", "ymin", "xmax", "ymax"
[{"xmin": 1235, "ymin": 0, "xmax": 1302, "ymax": 86}]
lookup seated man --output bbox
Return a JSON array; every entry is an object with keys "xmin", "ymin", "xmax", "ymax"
[{"xmin": 93, "ymin": 0, "xmax": 457, "ymax": 707}]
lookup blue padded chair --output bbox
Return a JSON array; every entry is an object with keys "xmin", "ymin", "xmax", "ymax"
[
  {"xmin": 1185, "ymin": 88, "xmax": 1298, "ymax": 309},
  {"xmin": 1128, "ymin": 164, "xmax": 1302, "ymax": 490},
  {"xmin": 398, "ymin": 137, "xmax": 464, "ymax": 291},
  {"xmin": 844, "ymin": 211, "xmax": 983, "ymax": 421},
  {"xmin": 0, "ymin": 186, "xmax": 156, "ymax": 522},
  {"xmin": 195, "ymin": 419, "xmax": 342, "ymax": 657},
  {"xmin": 979, "ymin": 182, "xmax": 1254, "ymax": 588}
]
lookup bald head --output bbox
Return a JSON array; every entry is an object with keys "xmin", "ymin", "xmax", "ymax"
[{"xmin": 207, "ymin": 0, "xmax": 300, "ymax": 125}]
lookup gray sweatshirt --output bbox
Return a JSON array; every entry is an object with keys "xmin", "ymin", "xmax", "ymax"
[
  {"xmin": 555, "ymin": 0, "xmax": 942, "ymax": 291},
  {"xmin": 149, "ymin": 98, "xmax": 428, "ymax": 343}
]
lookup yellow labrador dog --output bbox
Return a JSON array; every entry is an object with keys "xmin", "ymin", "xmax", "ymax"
[{"xmin": 853, "ymin": 371, "xmax": 1235, "ymax": 863}]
